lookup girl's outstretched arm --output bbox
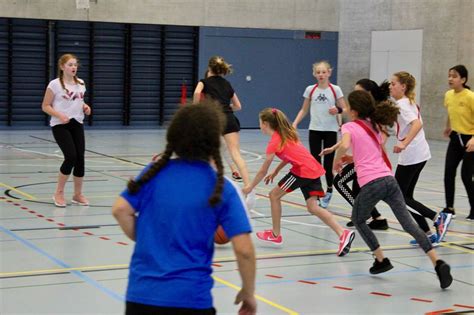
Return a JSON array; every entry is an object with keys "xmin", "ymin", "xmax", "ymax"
[
  {"xmin": 333, "ymin": 133, "xmax": 351, "ymax": 173},
  {"xmin": 242, "ymin": 153, "xmax": 275, "ymax": 194}
]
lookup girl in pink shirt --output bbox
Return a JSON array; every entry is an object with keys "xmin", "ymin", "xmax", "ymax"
[
  {"xmin": 243, "ymin": 108, "xmax": 355, "ymax": 256},
  {"xmin": 334, "ymin": 90, "xmax": 452, "ymax": 289}
]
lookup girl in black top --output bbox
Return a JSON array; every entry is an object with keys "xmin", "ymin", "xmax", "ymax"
[{"xmin": 193, "ymin": 56, "xmax": 250, "ymax": 190}]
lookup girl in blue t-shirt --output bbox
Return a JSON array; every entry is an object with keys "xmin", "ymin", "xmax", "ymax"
[{"xmin": 112, "ymin": 102, "xmax": 256, "ymax": 315}]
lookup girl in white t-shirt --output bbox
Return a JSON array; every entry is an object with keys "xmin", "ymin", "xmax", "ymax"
[
  {"xmin": 293, "ymin": 61, "xmax": 347, "ymax": 209},
  {"xmin": 41, "ymin": 54, "xmax": 91, "ymax": 208},
  {"xmin": 390, "ymin": 71, "xmax": 452, "ymax": 246}
]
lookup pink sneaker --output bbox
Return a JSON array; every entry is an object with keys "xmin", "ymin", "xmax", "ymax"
[
  {"xmin": 256, "ymin": 230, "xmax": 283, "ymax": 245},
  {"xmin": 337, "ymin": 229, "xmax": 355, "ymax": 256}
]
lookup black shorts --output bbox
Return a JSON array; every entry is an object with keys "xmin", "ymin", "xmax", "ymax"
[
  {"xmin": 223, "ymin": 112, "xmax": 240, "ymax": 135},
  {"xmin": 278, "ymin": 172, "xmax": 325, "ymax": 200},
  {"xmin": 126, "ymin": 301, "xmax": 216, "ymax": 315}
]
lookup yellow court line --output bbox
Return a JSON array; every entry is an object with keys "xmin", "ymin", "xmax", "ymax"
[
  {"xmin": 213, "ymin": 275, "xmax": 299, "ymax": 315},
  {"xmin": 0, "ymin": 182, "xmax": 37, "ymax": 200},
  {"xmin": 0, "ymin": 264, "xmax": 128, "ymax": 277},
  {"xmin": 4, "ymin": 239, "xmax": 472, "ymax": 278}
]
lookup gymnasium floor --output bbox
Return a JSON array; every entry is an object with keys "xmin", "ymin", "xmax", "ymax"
[{"xmin": 1, "ymin": 129, "xmax": 473, "ymax": 315}]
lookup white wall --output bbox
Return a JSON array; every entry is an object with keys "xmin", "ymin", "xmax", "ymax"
[{"xmin": 370, "ymin": 29, "xmax": 423, "ymax": 104}]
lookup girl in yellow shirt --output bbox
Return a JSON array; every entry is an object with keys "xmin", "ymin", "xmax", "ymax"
[{"xmin": 442, "ymin": 65, "xmax": 474, "ymax": 220}]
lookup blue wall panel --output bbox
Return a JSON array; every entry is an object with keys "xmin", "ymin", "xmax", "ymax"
[{"xmin": 199, "ymin": 27, "xmax": 338, "ymax": 128}]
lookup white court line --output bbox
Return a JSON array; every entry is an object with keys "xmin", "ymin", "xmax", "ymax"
[{"xmin": 250, "ymin": 209, "xmax": 328, "ymax": 229}]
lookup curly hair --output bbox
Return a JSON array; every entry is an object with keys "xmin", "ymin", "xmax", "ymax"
[
  {"xmin": 348, "ymin": 90, "xmax": 399, "ymax": 132},
  {"xmin": 127, "ymin": 100, "xmax": 226, "ymax": 206}
]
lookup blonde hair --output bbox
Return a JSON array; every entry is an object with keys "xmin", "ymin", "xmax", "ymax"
[
  {"xmin": 259, "ymin": 108, "xmax": 299, "ymax": 149},
  {"xmin": 208, "ymin": 56, "xmax": 232, "ymax": 76},
  {"xmin": 312, "ymin": 60, "xmax": 332, "ymax": 72},
  {"xmin": 57, "ymin": 53, "xmax": 84, "ymax": 93},
  {"xmin": 393, "ymin": 71, "xmax": 416, "ymax": 104}
]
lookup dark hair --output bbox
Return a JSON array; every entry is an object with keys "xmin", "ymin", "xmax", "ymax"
[
  {"xmin": 127, "ymin": 101, "xmax": 226, "ymax": 206},
  {"xmin": 449, "ymin": 65, "xmax": 470, "ymax": 89},
  {"xmin": 208, "ymin": 56, "xmax": 232, "ymax": 76},
  {"xmin": 355, "ymin": 79, "xmax": 390, "ymax": 102},
  {"xmin": 348, "ymin": 90, "xmax": 399, "ymax": 132}
]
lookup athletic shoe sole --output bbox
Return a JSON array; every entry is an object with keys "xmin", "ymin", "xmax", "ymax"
[
  {"xmin": 338, "ymin": 231, "xmax": 355, "ymax": 257},
  {"xmin": 71, "ymin": 199, "xmax": 89, "ymax": 206}
]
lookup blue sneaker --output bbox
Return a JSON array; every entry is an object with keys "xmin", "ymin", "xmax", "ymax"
[
  {"xmin": 320, "ymin": 192, "xmax": 332, "ymax": 208},
  {"xmin": 434, "ymin": 212, "xmax": 453, "ymax": 242},
  {"xmin": 409, "ymin": 234, "xmax": 439, "ymax": 247}
]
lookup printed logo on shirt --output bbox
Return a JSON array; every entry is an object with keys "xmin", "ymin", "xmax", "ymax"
[
  {"xmin": 315, "ymin": 93, "xmax": 329, "ymax": 102},
  {"xmin": 62, "ymin": 91, "xmax": 84, "ymax": 101}
]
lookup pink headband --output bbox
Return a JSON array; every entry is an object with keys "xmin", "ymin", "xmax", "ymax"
[{"xmin": 271, "ymin": 108, "xmax": 277, "ymax": 114}]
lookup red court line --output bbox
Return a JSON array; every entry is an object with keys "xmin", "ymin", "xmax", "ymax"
[
  {"xmin": 46, "ymin": 218, "xmax": 55, "ymax": 222},
  {"xmin": 265, "ymin": 274, "xmax": 283, "ymax": 279},
  {"xmin": 36, "ymin": 214, "xmax": 44, "ymax": 218},
  {"xmin": 454, "ymin": 304, "xmax": 474, "ymax": 309},
  {"xmin": 370, "ymin": 292, "xmax": 391, "ymax": 297},
  {"xmin": 298, "ymin": 280, "xmax": 318, "ymax": 285},
  {"xmin": 333, "ymin": 286, "xmax": 352, "ymax": 291},
  {"xmin": 425, "ymin": 309, "xmax": 455, "ymax": 315},
  {"xmin": 83, "ymin": 232, "xmax": 94, "ymax": 236},
  {"xmin": 116, "ymin": 242, "xmax": 129, "ymax": 245},
  {"xmin": 212, "ymin": 263, "xmax": 223, "ymax": 267},
  {"xmin": 99, "ymin": 236, "xmax": 110, "ymax": 240},
  {"xmin": 411, "ymin": 297, "xmax": 432, "ymax": 303}
]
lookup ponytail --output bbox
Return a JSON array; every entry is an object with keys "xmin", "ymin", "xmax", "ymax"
[
  {"xmin": 260, "ymin": 108, "xmax": 299, "ymax": 148},
  {"xmin": 348, "ymin": 91, "xmax": 399, "ymax": 132},
  {"xmin": 393, "ymin": 71, "xmax": 416, "ymax": 104},
  {"xmin": 128, "ymin": 145, "xmax": 173, "ymax": 194}
]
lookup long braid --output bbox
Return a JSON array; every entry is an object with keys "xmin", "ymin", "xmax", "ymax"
[
  {"xmin": 127, "ymin": 145, "xmax": 173, "ymax": 194},
  {"xmin": 209, "ymin": 147, "xmax": 225, "ymax": 206},
  {"xmin": 59, "ymin": 73, "xmax": 69, "ymax": 94}
]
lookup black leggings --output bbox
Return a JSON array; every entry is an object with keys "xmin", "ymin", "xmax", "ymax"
[
  {"xmin": 309, "ymin": 130, "xmax": 337, "ymax": 189},
  {"xmin": 444, "ymin": 131, "xmax": 474, "ymax": 213},
  {"xmin": 52, "ymin": 119, "xmax": 85, "ymax": 177},
  {"xmin": 334, "ymin": 163, "xmax": 381, "ymax": 219},
  {"xmin": 395, "ymin": 161, "xmax": 437, "ymax": 233},
  {"xmin": 126, "ymin": 301, "xmax": 216, "ymax": 315}
]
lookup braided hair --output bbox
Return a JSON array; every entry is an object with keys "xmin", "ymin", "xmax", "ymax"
[
  {"xmin": 127, "ymin": 101, "xmax": 226, "ymax": 206},
  {"xmin": 57, "ymin": 54, "xmax": 84, "ymax": 93}
]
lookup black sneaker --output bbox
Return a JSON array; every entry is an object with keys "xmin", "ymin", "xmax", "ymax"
[
  {"xmin": 442, "ymin": 207, "xmax": 456, "ymax": 218},
  {"xmin": 368, "ymin": 219, "xmax": 389, "ymax": 230},
  {"xmin": 346, "ymin": 221, "xmax": 355, "ymax": 227},
  {"xmin": 466, "ymin": 213, "xmax": 474, "ymax": 221},
  {"xmin": 369, "ymin": 257, "xmax": 394, "ymax": 274},
  {"xmin": 435, "ymin": 260, "xmax": 453, "ymax": 289}
]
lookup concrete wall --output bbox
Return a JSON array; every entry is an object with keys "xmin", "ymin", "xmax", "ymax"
[
  {"xmin": 1, "ymin": 0, "xmax": 472, "ymax": 138},
  {"xmin": 338, "ymin": 0, "xmax": 474, "ymax": 139},
  {"xmin": 0, "ymin": 0, "xmax": 339, "ymax": 31}
]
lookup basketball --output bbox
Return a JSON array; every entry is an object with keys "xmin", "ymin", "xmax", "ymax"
[{"xmin": 214, "ymin": 225, "xmax": 229, "ymax": 244}]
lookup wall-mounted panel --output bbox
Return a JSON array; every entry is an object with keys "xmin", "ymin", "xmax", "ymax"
[{"xmin": 199, "ymin": 27, "xmax": 339, "ymax": 128}]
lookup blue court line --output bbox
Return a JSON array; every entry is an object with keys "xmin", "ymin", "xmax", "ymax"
[
  {"xmin": 0, "ymin": 225, "xmax": 124, "ymax": 301},
  {"xmin": 214, "ymin": 264, "xmax": 474, "ymax": 289}
]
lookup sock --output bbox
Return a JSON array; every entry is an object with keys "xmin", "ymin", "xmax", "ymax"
[{"xmin": 327, "ymin": 187, "xmax": 333, "ymax": 193}]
